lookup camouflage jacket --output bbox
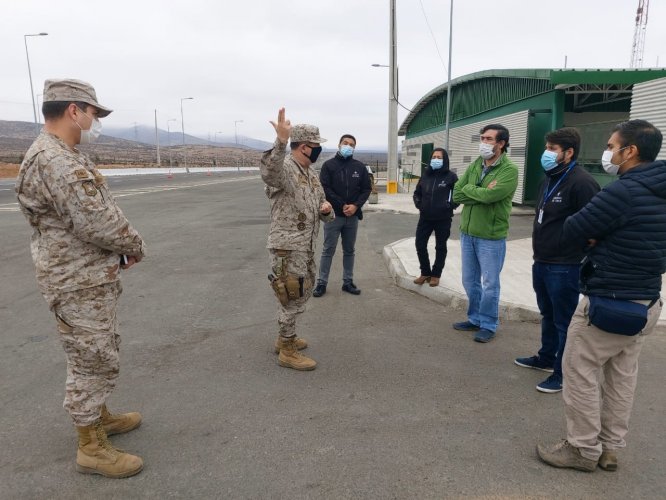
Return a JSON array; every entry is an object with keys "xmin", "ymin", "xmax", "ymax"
[
  {"xmin": 261, "ymin": 139, "xmax": 334, "ymax": 252},
  {"xmin": 15, "ymin": 131, "xmax": 145, "ymax": 297}
]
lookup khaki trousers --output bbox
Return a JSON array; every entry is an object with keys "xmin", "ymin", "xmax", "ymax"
[
  {"xmin": 52, "ymin": 282, "xmax": 122, "ymax": 426},
  {"xmin": 562, "ymin": 295, "xmax": 661, "ymax": 460},
  {"xmin": 269, "ymin": 249, "xmax": 315, "ymax": 338}
]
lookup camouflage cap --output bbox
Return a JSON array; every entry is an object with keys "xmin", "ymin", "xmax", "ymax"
[
  {"xmin": 290, "ymin": 124, "xmax": 326, "ymax": 144},
  {"xmin": 43, "ymin": 78, "xmax": 113, "ymax": 118}
]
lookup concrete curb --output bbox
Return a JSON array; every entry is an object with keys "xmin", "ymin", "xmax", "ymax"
[
  {"xmin": 383, "ymin": 240, "xmax": 666, "ymax": 333},
  {"xmin": 384, "ymin": 240, "xmax": 542, "ymax": 325}
]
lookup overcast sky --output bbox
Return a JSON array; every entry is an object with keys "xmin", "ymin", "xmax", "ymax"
[{"xmin": 2, "ymin": 0, "xmax": 665, "ymax": 149}]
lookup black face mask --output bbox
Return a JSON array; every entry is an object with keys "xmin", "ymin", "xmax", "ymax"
[
  {"xmin": 303, "ymin": 145, "xmax": 323, "ymax": 163},
  {"xmin": 545, "ymin": 161, "xmax": 570, "ymax": 177}
]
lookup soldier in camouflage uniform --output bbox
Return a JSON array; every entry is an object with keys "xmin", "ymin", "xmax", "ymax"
[
  {"xmin": 262, "ymin": 108, "xmax": 334, "ymax": 371},
  {"xmin": 15, "ymin": 79, "xmax": 145, "ymax": 478}
]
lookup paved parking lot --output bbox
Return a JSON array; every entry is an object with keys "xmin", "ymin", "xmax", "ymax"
[{"xmin": 1, "ymin": 172, "xmax": 664, "ymax": 499}]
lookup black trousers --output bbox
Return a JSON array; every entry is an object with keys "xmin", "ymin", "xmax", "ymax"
[{"xmin": 415, "ymin": 217, "xmax": 452, "ymax": 278}]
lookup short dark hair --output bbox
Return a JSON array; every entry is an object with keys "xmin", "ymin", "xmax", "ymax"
[
  {"xmin": 431, "ymin": 147, "xmax": 450, "ymax": 169},
  {"xmin": 481, "ymin": 124, "xmax": 510, "ymax": 153},
  {"xmin": 339, "ymin": 134, "xmax": 356, "ymax": 145},
  {"xmin": 42, "ymin": 101, "xmax": 89, "ymax": 120},
  {"xmin": 545, "ymin": 127, "xmax": 581, "ymax": 160},
  {"xmin": 290, "ymin": 141, "xmax": 303, "ymax": 150},
  {"xmin": 613, "ymin": 119, "xmax": 663, "ymax": 163}
]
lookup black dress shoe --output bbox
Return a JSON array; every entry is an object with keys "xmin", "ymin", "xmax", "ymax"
[
  {"xmin": 341, "ymin": 283, "xmax": 361, "ymax": 295},
  {"xmin": 312, "ymin": 284, "xmax": 327, "ymax": 297}
]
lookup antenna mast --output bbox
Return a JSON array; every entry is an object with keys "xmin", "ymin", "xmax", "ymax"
[{"xmin": 630, "ymin": 0, "xmax": 649, "ymax": 68}]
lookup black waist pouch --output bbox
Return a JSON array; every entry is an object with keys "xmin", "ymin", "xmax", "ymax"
[{"xmin": 588, "ymin": 296, "xmax": 649, "ymax": 336}]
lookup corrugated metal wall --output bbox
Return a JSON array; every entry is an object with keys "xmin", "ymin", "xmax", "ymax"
[
  {"xmin": 401, "ymin": 110, "xmax": 529, "ymax": 203},
  {"xmin": 630, "ymin": 77, "xmax": 666, "ymax": 160}
]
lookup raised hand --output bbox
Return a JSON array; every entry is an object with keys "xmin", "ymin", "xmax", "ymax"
[{"xmin": 269, "ymin": 107, "xmax": 291, "ymax": 145}]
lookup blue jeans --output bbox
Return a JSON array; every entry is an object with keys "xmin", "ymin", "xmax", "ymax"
[
  {"xmin": 532, "ymin": 261, "xmax": 580, "ymax": 379},
  {"xmin": 460, "ymin": 233, "xmax": 506, "ymax": 332},
  {"xmin": 317, "ymin": 215, "xmax": 359, "ymax": 286}
]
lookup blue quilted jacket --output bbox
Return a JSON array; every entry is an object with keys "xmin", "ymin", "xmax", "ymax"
[{"xmin": 562, "ymin": 160, "xmax": 666, "ymax": 300}]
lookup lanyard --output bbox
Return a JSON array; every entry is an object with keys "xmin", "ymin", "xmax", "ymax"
[
  {"xmin": 537, "ymin": 162, "xmax": 575, "ymax": 225},
  {"xmin": 540, "ymin": 162, "xmax": 575, "ymax": 209}
]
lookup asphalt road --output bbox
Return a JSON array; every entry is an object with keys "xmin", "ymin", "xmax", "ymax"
[{"xmin": 1, "ymin": 172, "xmax": 665, "ymax": 499}]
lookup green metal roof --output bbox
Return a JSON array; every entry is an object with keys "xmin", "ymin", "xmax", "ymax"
[
  {"xmin": 399, "ymin": 68, "xmax": 666, "ymax": 136},
  {"xmin": 551, "ymin": 68, "xmax": 666, "ymax": 85}
]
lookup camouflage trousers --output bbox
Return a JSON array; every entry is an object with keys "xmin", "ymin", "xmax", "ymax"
[
  {"xmin": 269, "ymin": 249, "xmax": 315, "ymax": 338},
  {"xmin": 51, "ymin": 281, "xmax": 122, "ymax": 426}
]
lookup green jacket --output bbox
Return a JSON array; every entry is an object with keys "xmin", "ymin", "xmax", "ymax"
[{"xmin": 452, "ymin": 154, "xmax": 518, "ymax": 240}]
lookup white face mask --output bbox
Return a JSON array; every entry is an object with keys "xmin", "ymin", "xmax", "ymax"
[
  {"xmin": 74, "ymin": 108, "xmax": 102, "ymax": 144},
  {"xmin": 479, "ymin": 142, "xmax": 495, "ymax": 160},
  {"xmin": 601, "ymin": 146, "xmax": 629, "ymax": 175}
]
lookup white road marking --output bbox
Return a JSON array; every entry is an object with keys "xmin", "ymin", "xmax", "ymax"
[
  {"xmin": 0, "ymin": 203, "xmax": 19, "ymax": 212},
  {"xmin": 113, "ymin": 176, "xmax": 259, "ymax": 198}
]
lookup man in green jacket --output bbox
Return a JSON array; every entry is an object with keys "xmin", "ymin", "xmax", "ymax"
[{"xmin": 452, "ymin": 124, "xmax": 519, "ymax": 342}]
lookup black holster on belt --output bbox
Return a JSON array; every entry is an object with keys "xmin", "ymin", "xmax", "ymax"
[{"xmin": 268, "ymin": 250, "xmax": 305, "ymax": 305}]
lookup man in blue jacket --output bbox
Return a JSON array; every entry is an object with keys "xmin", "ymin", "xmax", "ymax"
[
  {"xmin": 313, "ymin": 134, "xmax": 372, "ymax": 297},
  {"xmin": 538, "ymin": 120, "xmax": 665, "ymax": 473},
  {"xmin": 515, "ymin": 128, "xmax": 599, "ymax": 394}
]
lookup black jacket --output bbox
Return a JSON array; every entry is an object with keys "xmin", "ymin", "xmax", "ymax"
[
  {"xmin": 319, "ymin": 154, "xmax": 372, "ymax": 219},
  {"xmin": 563, "ymin": 160, "xmax": 666, "ymax": 300},
  {"xmin": 413, "ymin": 166, "xmax": 458, "ymax": 220},
  {"xmin": 532, "ymin": 163, "xmax": 600, "ymax": 264}
]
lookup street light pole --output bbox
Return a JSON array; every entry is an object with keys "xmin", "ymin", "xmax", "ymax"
[
  {"xmin": 167, "ymin": 118, "xmax": 177, "ymax": 167},
  {"xmin": 180, "ymin": 97, "xmax": 193, "ymax": 145},
  {"xmin": 180, "ymin": 97, "xmax": 193, "ymax": 171},
  {"xmin": 24, "ymin": 32, "xmax": 48, "ymax": 134}
]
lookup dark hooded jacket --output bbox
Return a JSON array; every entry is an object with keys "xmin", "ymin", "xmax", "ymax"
[
  {"xmin": 319, "ymin": 153, "xmax": 372, "ymax": 220},
  {"xmin": 562, "ymin": 160, "xmax": 666, "ymax": 300},
  {"xmin": 413, "ymin": 166, "xmax": 459, "ymax": 220}
]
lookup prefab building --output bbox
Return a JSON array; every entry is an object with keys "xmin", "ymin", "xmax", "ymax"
[{"xmin": 399, "ymin": 69, "xmax": 666, "ymax": 205}]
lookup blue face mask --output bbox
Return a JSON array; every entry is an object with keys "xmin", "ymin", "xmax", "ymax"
[
  {"xmin": 540, "ymin": 150, "xmax": 560, "ymax": 171},
  {"xmin": 339, "ymin": 145, "xmax": 354, "ymax": 158},
  {"xmin": 430, "ymin": 159, "xmax": 444, "ymax": 170}
]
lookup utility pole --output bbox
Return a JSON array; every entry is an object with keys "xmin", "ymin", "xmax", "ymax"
[
  {"xmin": 154, "ymin": 109, "xmax": 161, "ymax": 166},
  {"xmin": 444, "ymin": 0, "xmax": 453, "ymax": 151},
  {"xmin": 387, "ymin": 0, "xmax": 398, "ymax": 194}
]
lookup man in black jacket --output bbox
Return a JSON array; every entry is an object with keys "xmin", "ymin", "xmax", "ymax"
[
  {"xmin": 538, "ymin": 120, "xmax": 665, "ymax": 473},
  {"xmin": 313, "ymin": 134, "xmax": 372, "ymax": 297},
  {"xmin": 412, "ymin": 148, "xmax": 458, "ymax": 287},
  {"xmin": 515, "ymin": 128, "xmax": 599, "ymax": 394}
]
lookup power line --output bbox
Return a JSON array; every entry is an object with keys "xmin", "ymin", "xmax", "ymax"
[{"xmin": 418, "ymin": 0, "xmax": 448, "ymax": 76}]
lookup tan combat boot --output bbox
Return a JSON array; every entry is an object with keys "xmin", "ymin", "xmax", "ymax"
[
  {"xmin": 76, "ymin": 421, "xmax": 143, "ymax": 478},
  {"xmin": 278, "ymin": 337, "xmax": 316, "ymax": 370},
  {"xmin": 274, "ymin": 336, "xmax": 308, "ymax": 354},
  {"xmin": 101, "ymin": 404, "xmax": 142, "ymax": 436},
  {"xmin": 598, "ymin": 450, "xmax": 618, "ymax": 471}
]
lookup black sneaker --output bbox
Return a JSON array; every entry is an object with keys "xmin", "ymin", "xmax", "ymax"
[
  {"xmin": 537, "ymin": 374, "xmax": 563, "ymax": 393},
  {"xmin": 514, "ymin": 355, "xmax": 554, "ymax": 373},
  {"xmin": 312, "ymin": 284, "xmax": 327, "ymax": 297},
  {"xmin": 341, "ymin": 283, "xmax": 361, "ymax": 295}
]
